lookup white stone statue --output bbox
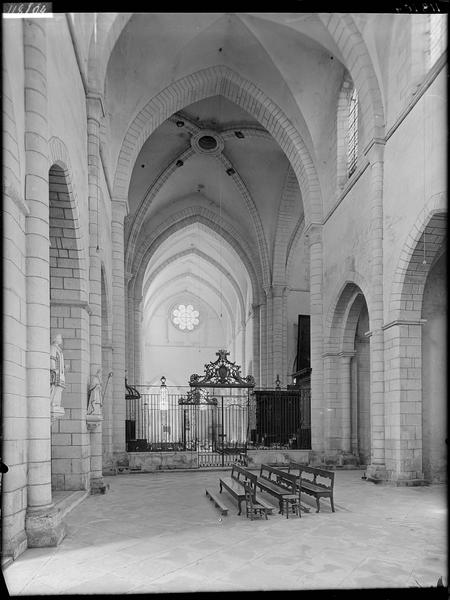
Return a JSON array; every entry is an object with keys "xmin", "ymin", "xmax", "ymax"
[
  {"xmin": 50, "ymin": 334, "xmax": 65, "ymax": 409},
  {"xmin": 87, "ymin": 368, "xmax": 103, "ymax": 416}
]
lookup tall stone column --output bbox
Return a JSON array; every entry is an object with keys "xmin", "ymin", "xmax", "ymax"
[
  {"xmin": 259, "ymin": 293, "xmax": 268, "ymax": 388},
  {"xmin": 265, "ymin": 286, "xmax": 274, "ymax": 386},
  {"xmin": 282, "ymin": 290, "xmax": 288, "ymax": 384},
  {"xmin": 240, "ymin": 320, "xmax": 246, "ymax": 376},
  {"xmin": 101, "ymin": 342, "xmax": 115, "ymax": 474},
  {"xmin": 339, "ymin": 352, "xmax": 355, "ymax": 453},
  {"xmin": 322, "ymin": 352, "xmax": 338, "ymax": 451},
  {"xmin": 364, "ymin": 141, "xmax": 386, "ymax": 479},
  {"xmin": 3, "ymin": 185, "xmax": 30, "ymax": 559},
  {"xmin": 271, "ymin": 285, "xmax": 285, "ymax": 387},
  {"xmin": 112, "ymin": 199, "xmax": 128, "ymax": 460},
  {"xmin": 251, "ymin": 303, "xmax": 261, "ymax": 386},
  {"xmin": 350, "ymin": 355, "xmax": 359, "ymax": 455},
  {"xmin": 23, "ymin": 18, "xmax": 65, "ymax": 547},
  {"xmin": 383, "ymin": 320, "xmax": 425, "ymax": 482},
  {"xmin": 306, "ymin": 224, "xmax": 324, "ymax": 454},
  {"xmin": 86, "ymin": 92, "xmax": 106, "ymax": 494},
  {"xmin": 124, "ymin": 273, "xmax": 134, "ymax": 381},
  {"xmin": 133, "ymin": 294, "xmax": 143, "ymax": 385}
]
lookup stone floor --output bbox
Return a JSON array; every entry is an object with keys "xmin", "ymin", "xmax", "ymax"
[{"xmin": 2, "ymin": 469, "xmax": 447, "ymax": 595}]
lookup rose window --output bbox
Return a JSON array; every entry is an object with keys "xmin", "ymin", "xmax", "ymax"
[{"xmin": 172, "ymin": 304, "xmax": 200, "ymax": 331}]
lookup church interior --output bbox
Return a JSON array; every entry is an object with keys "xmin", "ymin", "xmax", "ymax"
[{"xmin": 1, "ymin": 10, "xmax": 447, "ymax": 593}]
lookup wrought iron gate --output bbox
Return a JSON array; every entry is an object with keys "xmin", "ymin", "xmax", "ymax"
[
  {"xmin": 187, "ymin": 349, "xmax": 254, "ymax": 467},
  {"xmin": 179, "ymin": 390, "xmax": 249, "ymax": 467}
]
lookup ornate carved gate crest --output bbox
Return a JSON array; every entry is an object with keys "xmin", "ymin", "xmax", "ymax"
[{"xmin": 189, "ymin": 349, "xmax": 255, "ymax": 388}]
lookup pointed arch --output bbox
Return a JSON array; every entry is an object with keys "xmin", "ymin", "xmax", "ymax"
[
  {"xmin": 143, "ymin": 247, "xmax": 246, "ymax": 326},
  {"xmin": 48, "ymin": 137, "xmax": 88, "ymax": 303},
  {"xmin": 324, "ymin": 273, "xmax": 371, "ymax": 355},
  {"xmin": 143, "ymin": 272, "xmax": 235, "ymax": 337},
  {"xmin": 131, "ymin": 205, "xmax": 262, "ymax": 306},
  {"xmin": 125, "ymin": 143, "xmax": 271, "ymax": 287},
  {"xmin": 388, "ymin": 193, "xmax": 447, "ymax": 322},
  {"xmin": 112, "ymin": 65, "xmax": 322, "ymax": 227},
  {"xmin": 273, "ymin": 165, "xmax": 301, "ymax": 286},
  {"xmin": 318, "ymin": 14, "xmax": 385, "ymax": 143}
]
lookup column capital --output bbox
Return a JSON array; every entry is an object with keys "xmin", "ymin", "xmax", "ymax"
[
  {"xmin": 112, "ymin": 198, "xmax": 129, "ymax": 222},
  {"xmin": 51, "ymin": 299, "xmax": 93, "ymax": 315},
  {"xmin": 124, "ymin": 271, "xmax": 135, "ymax": 284},
  {"xmin": 382, "ymin": 318, "xmax": 427, "ymax": 331},
  {"xmin": 363, "ymin": 137, "xmax": 385, "ymax": 164},
  {"xmin": 271, "ymin": 284, "xmax": 286, "ymax": 298},
  {"xmin": 304, "ymin": 222, "xmax": 323, "ymax": 246},
  {"xmin": 86, "ymin": 91, "xmax": 105, "ymax": 121}
]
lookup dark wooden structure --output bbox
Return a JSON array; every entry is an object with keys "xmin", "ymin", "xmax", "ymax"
[
  {"xmin": 218, "ymin": 464, "xmax": 257, "ymax": 515},
  {"xmin": 288, "ymin": 462, "xmax": 335, "ymax": 513},
  {"xmin": 256, "ymin": 464, "xmax": 300, "ymax": 515}
]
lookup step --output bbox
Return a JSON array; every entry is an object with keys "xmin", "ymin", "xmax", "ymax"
[
  {"xmin": 254, "ymin": 494, "xmax": 276, "ymax": 514},
  {"xmin": 205, "ymin": 488, "xmax": 228, "ymax": 515}
]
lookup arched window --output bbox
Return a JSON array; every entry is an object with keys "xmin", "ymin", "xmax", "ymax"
[
  {"xmin": 429, "ymin": 14, "xmax": 447, "ymax": 68},
  {"xmin": 347, "ymin": 87, "xmax": 359, "ymax": 178},
  {"xmin": 336, "ymin": 75, "xmax": 359, "ymax": 191}
]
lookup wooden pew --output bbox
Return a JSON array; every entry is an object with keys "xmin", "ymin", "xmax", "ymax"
[
  {"xmin": 256, "ymin": 464, "xmax": 299, "ymax": 515},
  {"xmin": 219, "ymin": 464, "xmax": 257, "ymax": 515},
  {"xmin": 288, "ymin": 462, "xmax": 335, "ymax": 513}
]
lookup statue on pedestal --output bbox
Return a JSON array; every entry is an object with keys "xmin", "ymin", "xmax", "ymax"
[
  {"xmin": 87, "ymin": 368, "xmax": 103, "ymax": 416},
  {"xmin": 50, "ymin": 334, "xmax": 65, "ymax": 410}
]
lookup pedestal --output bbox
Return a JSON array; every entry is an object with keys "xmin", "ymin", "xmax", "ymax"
[
  {"xmin": 86, "ymin": 413, "xmax": 102, "ymax": 431},
  {"xmin": 25, "ymin": 505, "xmax": 66, "ymax": 548},
  {"xmin": 51, "ymin": 405, "xmax": 65, "ymax": 422},
  {"xmin": 86, "ymin": 414, "xmax": 108, "ymax": 494}
]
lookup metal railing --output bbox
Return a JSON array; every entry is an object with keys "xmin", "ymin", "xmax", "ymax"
[{"xmin": 125, "ymin": 385, "xmax": 311, "ymax": 453}]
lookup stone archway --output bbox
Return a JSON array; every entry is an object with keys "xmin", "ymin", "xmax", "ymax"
[
  {"xmin": 385, "ymin": 208, "xmax": 447, "ymax": 482},
  {"xmin": 49, "ymin": 163, "xmax": 90, "ymax": 491},
  {"xmin": 324, "ymin": 281, "xmax": 371, "ymax": 466}
]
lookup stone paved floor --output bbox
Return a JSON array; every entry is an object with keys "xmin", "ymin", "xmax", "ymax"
[{"xmin": 2, "ymin": 469, "xmax": 447, "ymax": 595}]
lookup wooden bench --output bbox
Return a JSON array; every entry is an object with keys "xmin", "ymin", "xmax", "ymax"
[
  {"xmin": 205, "ymin": 488, "xmax": 228, "ymax": 515},
  {"xmin": 219, "ymin": 464, "xmax": 257, "ymax": 515},
  {"xmin": 256, "ymin": 464, "xmax": 299, "ymax": 514},
  {"xmin": 288, "ymin": 462, "xmax": 335, "ymax": 513}
]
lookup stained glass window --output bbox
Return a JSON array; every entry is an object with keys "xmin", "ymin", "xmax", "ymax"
[{"xmin": 172, "ymin": 304, "xmax": 200, "ymax": 331}]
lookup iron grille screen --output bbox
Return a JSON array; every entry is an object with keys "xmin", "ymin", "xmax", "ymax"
[
  {"xmin": 126, "ymin": 388, "xmax": 249, "ymax": 453},
  {"xmin": 125, "ymin": 386, "xmax": 311, "ymax": 452},
  {"xmin": 252, "ymin": 389, "xmax": 311, "ymax": 449}
]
